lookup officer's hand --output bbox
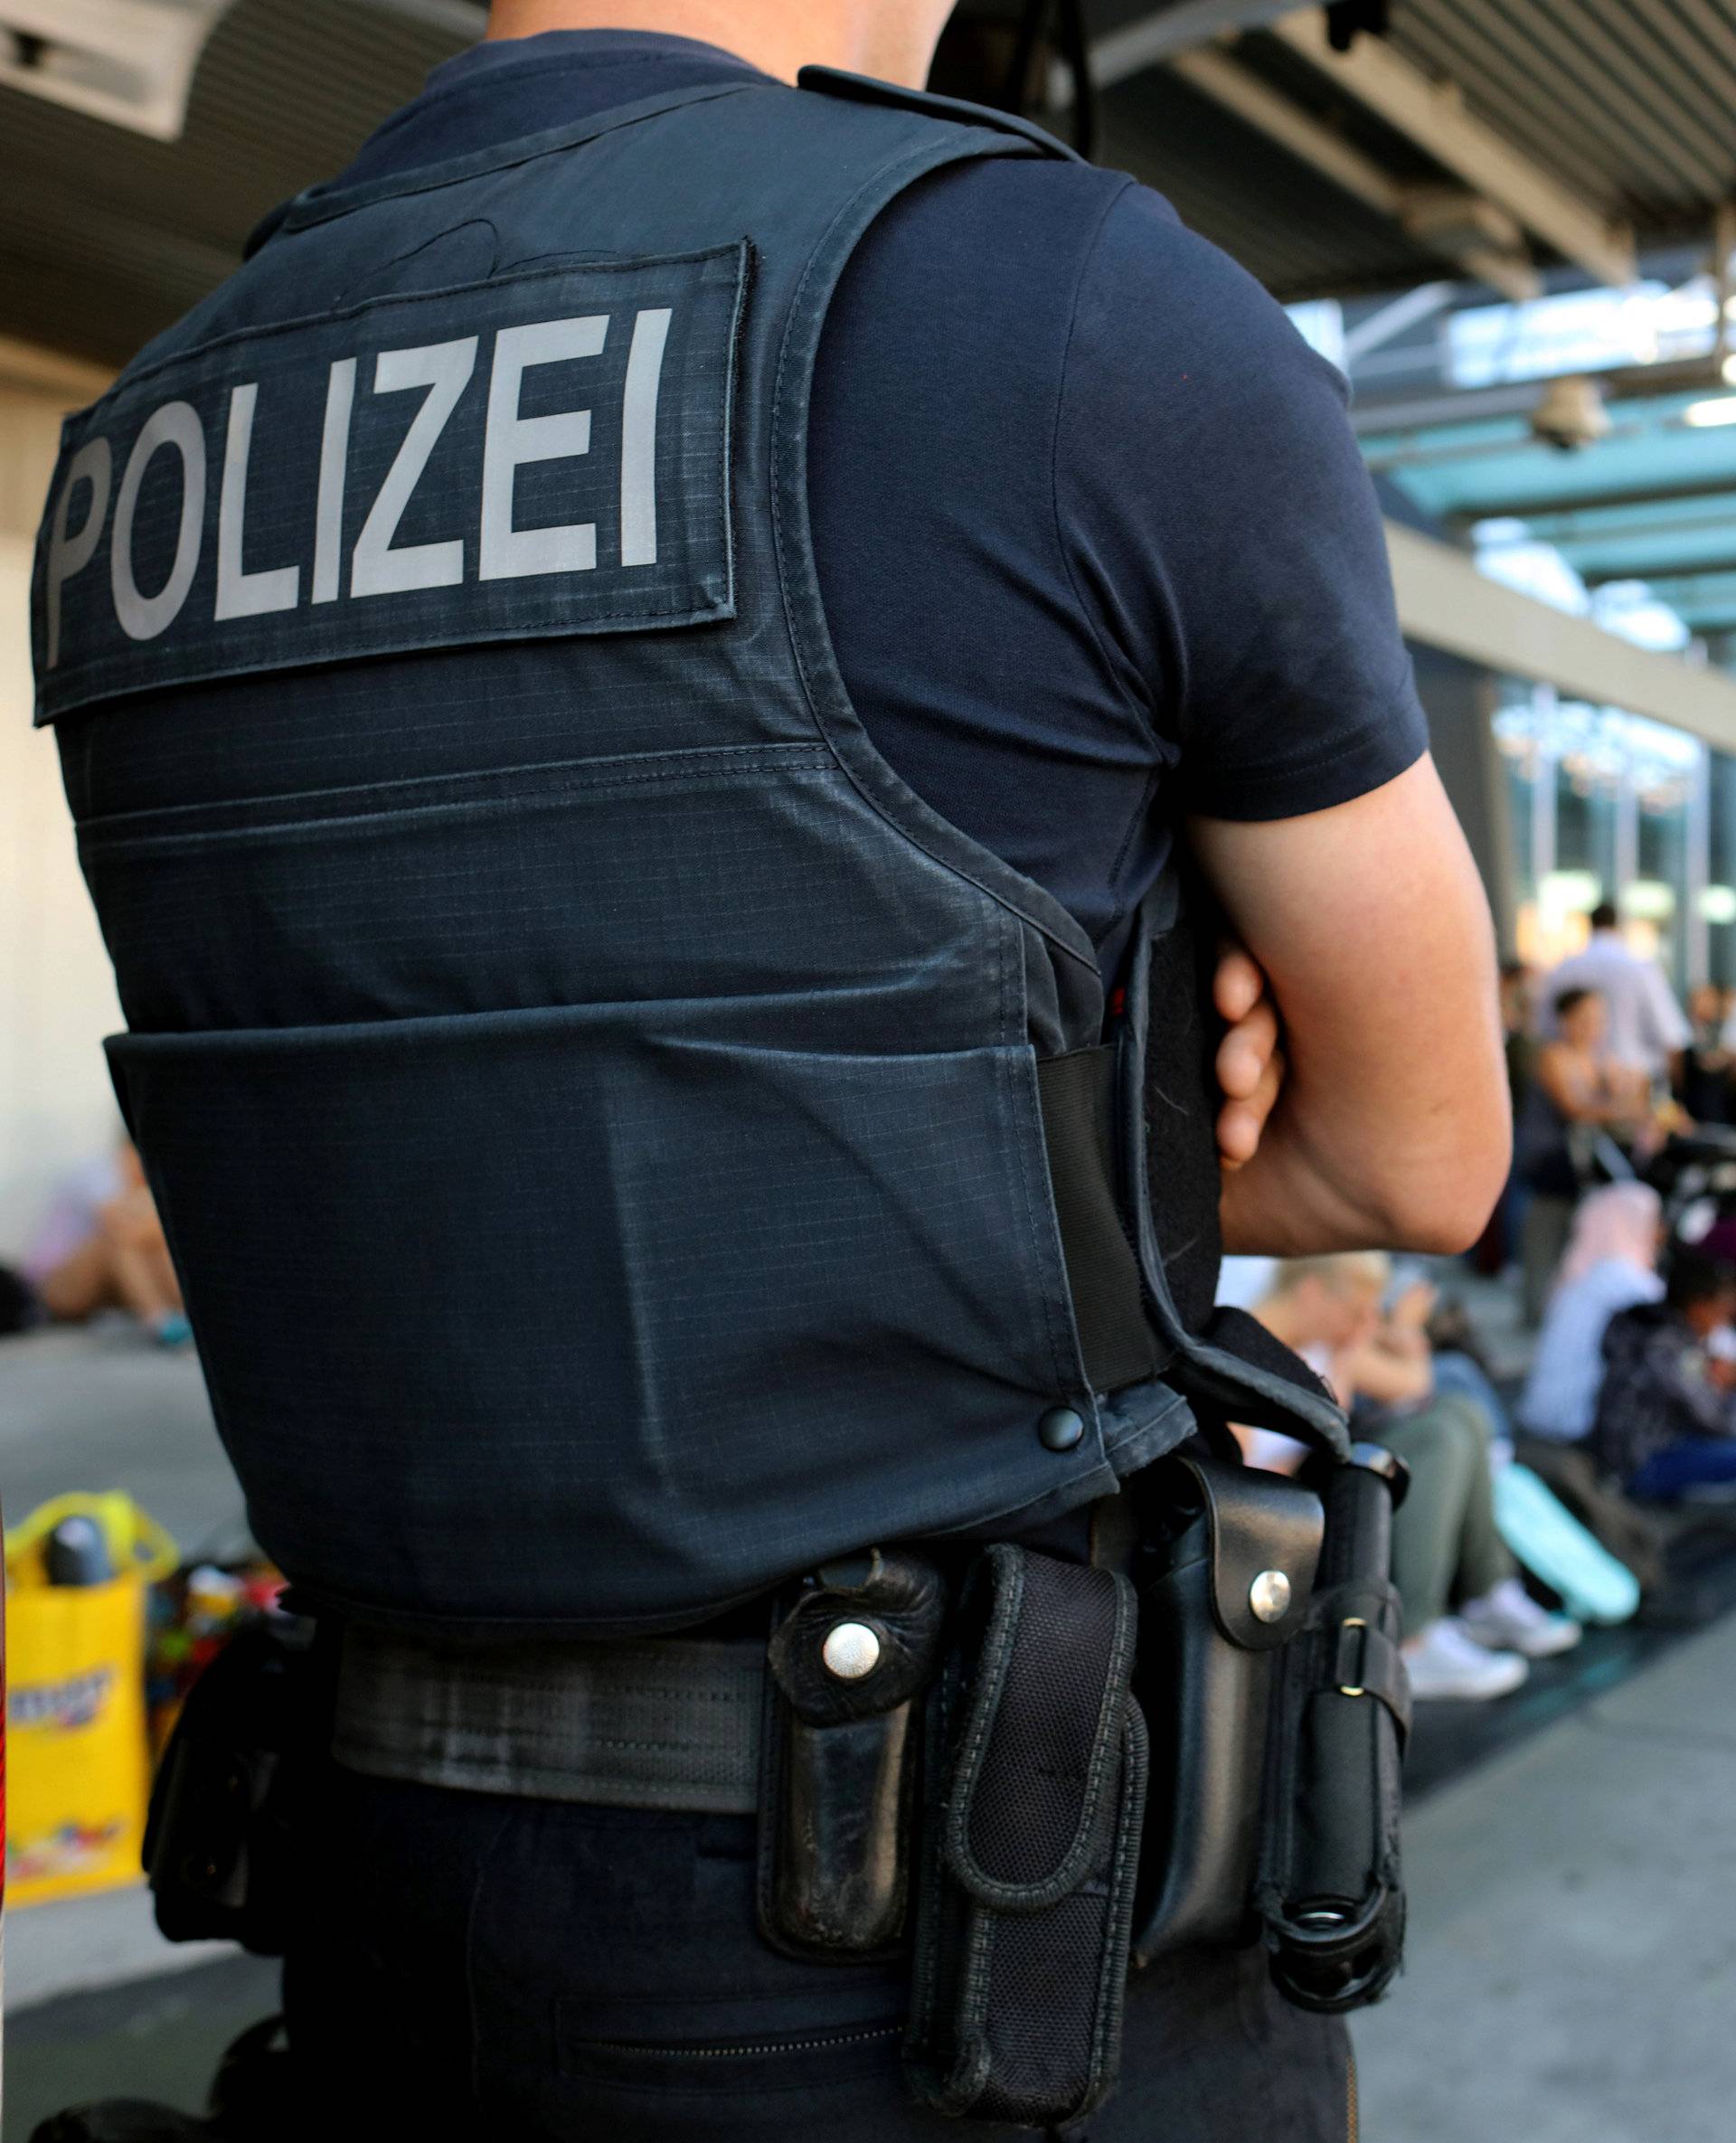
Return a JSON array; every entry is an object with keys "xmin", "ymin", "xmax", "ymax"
[{"xmin": 1212, "ymin": 942, "xmax": 1282, "ymax": 1172}]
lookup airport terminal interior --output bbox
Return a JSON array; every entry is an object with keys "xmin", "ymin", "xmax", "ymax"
[{"xmin": 5, "ymin": 3, "xmax": 1736, "ymax": 2138}]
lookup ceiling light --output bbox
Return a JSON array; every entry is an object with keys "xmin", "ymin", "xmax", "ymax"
[{"xmin": 1624, "ymin": 880, "xmax": 1675, "ymax": 922}]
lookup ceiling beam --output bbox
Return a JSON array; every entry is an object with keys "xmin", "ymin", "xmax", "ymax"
[
  {"xmin": 1486, "ymin": 499, "xmax": 1736, "ymax": 550},
  {"xmin": 1272, "ymin": 7, "xmax": 1636, "ymax": 288},
  {"xmin": 1342, "ymin": 281, "xmax": 1456, "ymax": 363},
  {"xmin": 1384, "ymin": 521, "xmax": 1736, "ymax": 752},
  {"xmin": 1076, "ymin": 2, "xmax": 1307, "ymax": 91},
  {"xmin": 1354, "ymin": 355, "xmax": 1724, "ymax": 437},
  {"xmin": 1446, "ymin": 471, "xmax": 1736, "ymax": 525},
  {"xmin": 1166, "ymin": 46, "xmax": 1537, "ymax": 299},
  {"xmin": 1581, "ymin": 556, "xmax": 1736, "ymax": 589}
]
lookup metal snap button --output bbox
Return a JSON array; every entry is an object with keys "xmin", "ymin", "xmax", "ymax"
[
  {"xmin": 821, "ymin": 1620, "xmax": 882, "ymax": 1680},
  {"xmin": 1249, "ymin": 1570, "xmax": 1292, "ymax": 1624},
  {"xmin": 1037, "ymin": 1406, "xmax": 1085, "ymax": 1452}
]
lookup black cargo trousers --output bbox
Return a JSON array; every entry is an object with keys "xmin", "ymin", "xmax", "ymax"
[{"xmin": 282, "ymin": 1758, "xmax": 1352, "ymax": 2141}]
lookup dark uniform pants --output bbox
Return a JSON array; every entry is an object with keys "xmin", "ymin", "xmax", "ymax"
[{"xmin": 283, "ymin": 1764, "xmax": 1353, "ymax": 2140}]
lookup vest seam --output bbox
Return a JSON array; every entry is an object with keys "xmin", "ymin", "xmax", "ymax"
[
  {"xmin": 764, "ymin": 135, "xmax": 1103, "ymax": 987},
  {"xmin": 78, "ymin": 752, "xmax": 844, "ymax": 852},
  {"xmin": 272, "ymin": 81, "xmax": 764, "ymax": 238},
  {"xmin": 73, "ymin": 744, "xmax": 835, "ymax": 836}
]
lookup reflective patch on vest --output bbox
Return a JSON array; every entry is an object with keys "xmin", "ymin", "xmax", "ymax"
[{"xmin": 32, "ymin": 245, "xmax": 746, "ymax": 722}]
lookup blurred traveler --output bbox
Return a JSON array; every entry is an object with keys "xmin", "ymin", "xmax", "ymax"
[
  {"xmin": 1543, "ymin": 900, "xmax": 1689, "ymax": 1083},
  {"xmin": 1514, "ymin": 1184, "xmax": 1668, "ymax": 1591},
  {"xmin": 1500, "ymin": 961, "xmax": 1537, "ymax": 1117},
  {"xmin": 1254, "ymin": 1259, "xmax": 1576, "ymax": 1702},
  {"xmin": 1596, "ymin": 1251, "xmax": 1736, "ymax": 1499},
  {"xmin": 23, "ymin": 1139, "xmax": 189, "ymax": 1345},
  {"xmin": 1521, "ymin": 1184, "xmax": 1665, "ymax": 1443},
  {"xmin": 1678, "ymin": 982, "xmax": 1735, "ymax": 1124},
  {"xmin": 32, "ymin": 0, "xmax": 1507, "ymax": 2130},
  {"xmin": 1514, "ymin": 987, "xmax": 1642, "ymax": 1323}
]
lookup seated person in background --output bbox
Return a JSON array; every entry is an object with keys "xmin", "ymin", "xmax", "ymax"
[
  {"xmin": 1508, "ymin": 1183, "xmax": 1669, "ymax": 1592},
  {"xmin": 1678, "ymin": 984, "xmax": 1734, "ymax": 1125},
  {"xmin": 23, "ymin": 1139, "xmax": 189, "ymax": 1345},
  {"xmin": 1515, "ymin": 986, "xmax": 1645, "ymax": 1325},
  {"xmin": 1595, "ymin": 1251, "xmax": 1736, "ymax": 1500},
  {"xmin": 1522, "ymin": 1184, "xmax": 1665, "ymax": 1444},
  {"xmin": 1252, "ymin": 1256, "xmax": 1580, "ymax": 1703}
]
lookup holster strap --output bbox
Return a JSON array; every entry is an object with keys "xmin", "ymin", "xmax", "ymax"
[
  {"xmin": 333, "ymin": 1624, "xmax": 764, "ymax": 1814},
  {"xmin": 1331, "ymin": 1615, "xmax": 1412, "ymax": 1743}
]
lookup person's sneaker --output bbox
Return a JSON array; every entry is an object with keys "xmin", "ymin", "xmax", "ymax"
[
  {"xmin": 1403, "ymin": 1616, "xmax": 1530, "ymax": 1702},
  {"xmin": 1458, "ymin": 1576, "xmax": 1582, "ymax": 1659}
]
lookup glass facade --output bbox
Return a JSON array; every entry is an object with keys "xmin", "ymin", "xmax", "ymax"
[{"xmin": 1494, "ymin": 684, "xmax": 1709, "ymax": 987}]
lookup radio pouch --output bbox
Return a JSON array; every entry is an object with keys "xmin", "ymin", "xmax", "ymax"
[
  {"xmin": 904, "ymin": 1544, "xmax": 1146, "ymax": 2128},
  {"xmin": 1129, "ymin": 1454, "xmax": 1323, "ymax": 1965},
  {"xmin": 1257, "ymin": 1446, "xmax": 1410, "ymax": 2013}
]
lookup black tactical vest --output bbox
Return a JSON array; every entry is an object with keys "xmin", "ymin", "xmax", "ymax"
[{"xmin": 33, "ymin": 70, "xmax": 1345, "ymax": 1636}]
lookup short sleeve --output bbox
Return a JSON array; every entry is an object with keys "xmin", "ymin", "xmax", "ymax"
[{"xmin": 1055, "ymin": 185, "xmax": 1428, "ymax": 823}]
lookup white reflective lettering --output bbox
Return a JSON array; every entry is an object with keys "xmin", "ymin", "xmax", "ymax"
[
  {"xmin": 213, "ymin": 382, "xmax": 300, "ymax": 620},
  {"xmin": 44, "ymin": 435, "xmax": 112, "ymax": 668},
  {"xmin": 351, "ymin": 336, "xmax": 476, "ymax": 599},
  {"xmin": 111, "ymin": 401, "xmax": 206, "ymax": 642},
  {"xmin": 313, "ymin": 357, "xmax": 355, "ymax": 605},
  {"xmin": 478, "ymin": 315, "xmax": 608, "ymax": 582},
  {"xmin": 619, "ymin": 307, "xmax": 670, "ymax": 569}
]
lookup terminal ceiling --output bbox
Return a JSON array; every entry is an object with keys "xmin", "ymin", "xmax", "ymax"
[{"xmin": 0, "ymin": 0, "xmax": 1732, "ymax": 612}]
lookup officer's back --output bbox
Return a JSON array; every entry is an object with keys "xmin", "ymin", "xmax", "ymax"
[{"xmin": 33, "ymin": 4, "xmax": 1509, "ymax": 2135}]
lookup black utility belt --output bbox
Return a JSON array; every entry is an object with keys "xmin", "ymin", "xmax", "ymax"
[{"xmin": 145, "ymin": 1445, "xmax": 1410, "ymax": 2131}]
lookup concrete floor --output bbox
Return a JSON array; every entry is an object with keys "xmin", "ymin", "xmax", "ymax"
[{"xmin": 1354, "ymin": 1613, "xmax": 1736, "ymax": 2143}]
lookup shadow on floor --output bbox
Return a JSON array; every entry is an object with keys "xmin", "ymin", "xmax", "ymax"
[{"xmin": 5, "ymin": 1956, "xmax": 280, "ymax": 2143}]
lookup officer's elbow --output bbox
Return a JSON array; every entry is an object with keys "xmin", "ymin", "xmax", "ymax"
[{"xmin": 1363, "ymin": 1128, "xmax": 1512, "ymax": 1257}]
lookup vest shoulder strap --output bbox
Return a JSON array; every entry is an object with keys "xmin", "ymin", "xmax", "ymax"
[{"xmin": 796, "ymin": 64, "xmax": 1082, "ymax": 161}]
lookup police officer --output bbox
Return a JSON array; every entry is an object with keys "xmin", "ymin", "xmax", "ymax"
[{"xmin": 33, "ymin": 2, "xmax": 1508, "ymax": 2136}]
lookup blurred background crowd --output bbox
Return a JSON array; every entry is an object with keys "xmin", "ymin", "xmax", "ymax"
[{"xmin": 1213, "ymin": 896, "xmax": 1736, "ymax": 1707}]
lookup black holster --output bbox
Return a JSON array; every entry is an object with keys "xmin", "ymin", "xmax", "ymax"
[
  {"xmin": 904, "ymin": 1545, "xmax": 1147, "ymax": 2128},
  {"xmin": 1258, "ymin": 1445, "xmax": 1410, "ymax": 2012},
  {"xmin": 143, "ymin": 1622, "xmax": 317, "ymax": 1956},
  {"xmin": 1129, "ymin": 1444, "xmax": 1410, "ymax": 2015}
]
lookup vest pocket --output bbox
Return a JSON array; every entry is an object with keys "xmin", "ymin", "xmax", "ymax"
[{"xmin": 108, "ymin": 1005, "xmax": 1121, "ymax": 1631}]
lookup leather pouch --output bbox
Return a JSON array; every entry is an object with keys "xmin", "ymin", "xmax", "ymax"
[
  {"xmin": 1258, "ymin": 1445, "xmax": 1410, "ymax": 2013},
  {"xmin": 1129, "ymin": 1453, "xmax": 1323, "ymax": 1965},
  {"xmin": 758, "ymin": 1547, "xmax": 948, "ymax": 1962},
  {"xmin": 904, "ymin": 1544, "xmax": 1146, "ymax": 2127},
  {"xmin": 144, "ymin": 1621, "xmax": 316, "ymax": 1955}
]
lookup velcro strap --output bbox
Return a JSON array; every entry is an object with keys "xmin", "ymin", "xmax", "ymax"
[
  {"xmin": 944, "ymin": 1544, "xmax": 1138, "ymax": 1910},
  {"xmin": 1035, "ymin": 1047, "xmax": 1166, "ymax": 1393},
  {"xmin": 334, "ymin": 1625, "xmax": 764, "ymax": 1813}
]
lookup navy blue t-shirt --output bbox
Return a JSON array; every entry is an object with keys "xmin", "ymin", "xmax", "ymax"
[{"xmin": 339, "ymin": 30, "xmax": 1427, "ymax": 977}]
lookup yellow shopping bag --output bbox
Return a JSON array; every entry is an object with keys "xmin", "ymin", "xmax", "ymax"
[{"xmin": 5, "ymin": 1495, "xmax": 176, "ymax": 1907}]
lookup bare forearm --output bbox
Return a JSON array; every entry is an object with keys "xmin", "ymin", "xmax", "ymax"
[{"xmin": 1194, "ymin": 757, "xmax": 1511, "ymax": 1260}]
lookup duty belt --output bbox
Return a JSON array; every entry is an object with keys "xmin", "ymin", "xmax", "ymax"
[{"xmin": 333, "ymin": 1623, "xmax": 765, "ymax": 1814}]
